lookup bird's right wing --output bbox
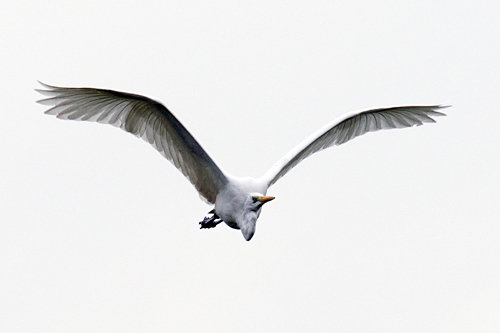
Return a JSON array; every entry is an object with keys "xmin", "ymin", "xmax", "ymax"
[
  {"xmin": 261, "ymin": 105, "xmax": 447, "ymax": 187},
  {"xmin": 36, "ymin": 82, "xmax": 228, "ymax": 204}
]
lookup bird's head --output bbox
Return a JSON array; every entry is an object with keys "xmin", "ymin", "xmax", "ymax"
[{"xmin": 239, "ymin": 194, "xmax": 275, "ymax": 241}]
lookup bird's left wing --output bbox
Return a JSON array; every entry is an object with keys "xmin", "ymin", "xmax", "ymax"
[
  {"xmin": 261, "ymin": 105, "xmax": 447, "ymax": 187},
  {"xmin": 36, "ymin": 82, "xmax": 228, "ymax": 204}
]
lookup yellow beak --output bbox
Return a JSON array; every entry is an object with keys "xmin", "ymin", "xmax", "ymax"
[{"xmin": 258, "ymin": 195, "xmax": 275, "ymax": 203}]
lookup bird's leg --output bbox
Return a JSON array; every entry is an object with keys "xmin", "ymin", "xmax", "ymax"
[{"xmin": 199, "ymin": 209, "xmax": 223, "ymax": 229}]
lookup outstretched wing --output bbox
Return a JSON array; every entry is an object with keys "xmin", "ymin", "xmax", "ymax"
[
  {"xmin": 261, "ymin": 105, "xmax": 447, "ymax": 187},
  {"xmin": 36, "ymin": 82, "xmax": 228, "ymax": 204}
]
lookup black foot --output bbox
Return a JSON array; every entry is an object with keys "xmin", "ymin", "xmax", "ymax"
[{"xmin": 199, "ymin": 211, "xmax": 223, "ymax": 229}]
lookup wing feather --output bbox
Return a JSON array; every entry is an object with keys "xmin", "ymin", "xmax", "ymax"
[
  {"xmin": 36, "ymin": 82, "xmax": 228, "ymax": 203},
  {"xmin": 261, "ymin": 105, "xmax": 447, "ymax": 187}
]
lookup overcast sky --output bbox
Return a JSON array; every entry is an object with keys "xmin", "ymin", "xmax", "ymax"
[{"xmin": 2, "ymin": 1, "xmax": 500, "ymax": 332}]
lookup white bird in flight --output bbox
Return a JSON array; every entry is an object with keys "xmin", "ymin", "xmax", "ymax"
[{"xmin": 37, "ymin": 82, "xmax": 447, "ymax": 241}]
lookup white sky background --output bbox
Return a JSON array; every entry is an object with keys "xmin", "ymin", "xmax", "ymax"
[{"xmin": 1, "ymin": 1, "xmax": 500, "ymax": 331}]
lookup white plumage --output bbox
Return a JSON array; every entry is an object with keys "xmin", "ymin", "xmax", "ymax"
[{"xmin": 37, "ymin": 82, "xmax": 447, "ymax": 241}]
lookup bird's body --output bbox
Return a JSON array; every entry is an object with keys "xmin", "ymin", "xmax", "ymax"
[
  {"xmin": 37, "ymin": 82, "xmax": 447, "ymax": 241},
  {"xmin": 213, "ymin": 176, "xmax": 271, "ymax": 240}
]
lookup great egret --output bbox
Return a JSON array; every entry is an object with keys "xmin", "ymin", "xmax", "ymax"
[{"xmin": 36, "ymin": 82, "xmax": 447, "ymax": 241}]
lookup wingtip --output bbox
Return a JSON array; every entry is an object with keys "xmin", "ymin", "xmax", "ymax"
[
  {"xmin": 436, "ymin": 104, "xmax": 451, "ymax": 110},
  {"xmin": 432, "ymin": 104, "xmax": 450, "ymax": 117},
  {"xmin": 35, "ymin": 81, "xmax": 53, "ymax": 96},
  {"xmin": 36, "ymin": 80, "xmax": 55, "ymax": 89}
]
